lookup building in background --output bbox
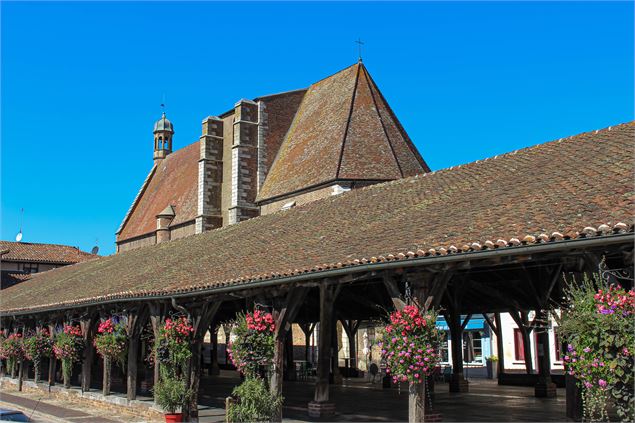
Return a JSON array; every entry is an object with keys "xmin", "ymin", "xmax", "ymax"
[
  {"xmin": 0, "ymin": 241, "xmax": 96, "ymax": 289},
  {"xmin": 115, "ymin": 62, "xmax": 429, "ymax": 252}
]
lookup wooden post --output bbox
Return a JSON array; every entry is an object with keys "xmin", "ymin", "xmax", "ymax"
[
  {"xmin": 510, "ymin": 311, "xmax": 534, "ymax": 374},
  {"xmin": 210, "ymin": 324, "xmax": 220, "ymax": 376},
  {"xmin": 127, "ymin": 333, "xmax": 140, "ymax": 400},
  {"xmin": 80, "ymin": 315, "xmax": 97, "ymax": 392},
  {"xmin": 284, "ymin": 329, "xmax": 296, "ymax": 381},
  {"xmin": 102, "ymin": 356, "xmax": 111, "ymax": 395},
  {"xmin": 271, "ymin": 323, "xmax": 285, "ymax": 422},
  {"xmin": 17, "ymin": 359, "xmax": 24, "ymax": 391},
  {"xmin": 48, "ymin": 323, "xmax": 57, "ymax": 386},
  {"xmin": 182, "ymin": 300, "xmax": 221, "ymax": 423},
  {"xmin": 408, "ymin": 380, "xmax": 424, "ymax": 422},
  {"xmin": 126, "ymin": 308, "xmax": 147, "ymax": 401},
  {"xmin": 341, "ymin": 320, "xmax": 360, "ymax": 371},
  {"xmin": 308, "ymin": 282, "xmax": 338, "ymax": 418},
  {"xmin": 448, "ymin": 311, "xmax": 468, "ymax": 392},
  {"xmin": 148, "ymin": 303, "xmax": 164, "ymax": 402},
  {"xmin": 534, "ymin": 310, "xmax": 556, "ymax": 397},
  {"xmin": 270, "ymin": 286, "xmax": 309, "ymax": 422},
  {"xmin": 494, "ymin": 313, "xmax": 505, "ymax": 377}
]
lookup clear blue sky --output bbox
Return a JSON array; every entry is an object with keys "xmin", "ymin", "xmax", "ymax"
[{"xmin": 2, "ymin": 1, "xmax": 633, "ymax": 256}]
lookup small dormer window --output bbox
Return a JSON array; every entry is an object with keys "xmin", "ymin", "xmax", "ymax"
[{"xmin": 281, "ymin": 201, "xmax": 296, "ymax": 211}]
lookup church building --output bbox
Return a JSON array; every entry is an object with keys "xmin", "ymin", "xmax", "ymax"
[{"xmin": 115, "ymin": 62, "xmax": 429, "ymax": 252}]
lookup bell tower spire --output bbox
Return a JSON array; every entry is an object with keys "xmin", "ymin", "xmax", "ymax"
[{"xmin": 153, "ymin": 107, "xmax": 174, "ymax": 162}]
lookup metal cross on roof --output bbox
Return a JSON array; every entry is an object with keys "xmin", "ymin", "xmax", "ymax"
[{"xmin": 355, "ymin": 38, "xmax": 364, "ymax": 62}]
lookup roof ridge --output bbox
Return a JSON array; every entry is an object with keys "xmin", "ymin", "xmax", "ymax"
[
  {"xmin": 362, "ymin": 65, "xmax": 404, "ymax": 178},
  {"xmin": 335, "ymin": 64, "xmax": 362, "ymax": 179}
]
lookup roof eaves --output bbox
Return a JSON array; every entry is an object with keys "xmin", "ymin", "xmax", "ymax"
[{"xmin": 3, "ymin": 223, "xmax": 631, "ymax": 317}]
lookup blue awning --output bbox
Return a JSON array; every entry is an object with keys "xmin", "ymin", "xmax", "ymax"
[{"xmin": 435, "ymin": 316, "xmax": 485, "ymax": 331}]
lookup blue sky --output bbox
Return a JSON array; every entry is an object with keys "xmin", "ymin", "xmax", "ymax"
[{"xmin": 2, "ymin": 1, "xmax": 633, "ymax": 256}]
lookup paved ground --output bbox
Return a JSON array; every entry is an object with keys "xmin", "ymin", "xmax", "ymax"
[{"xmin": 0, "ymin": 374, "xmax": 567, "ymax": 422}]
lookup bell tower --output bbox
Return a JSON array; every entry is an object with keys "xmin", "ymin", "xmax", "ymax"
[{"xmin": 153, "ymin": 112, "xmax": 174, "ymax": 162}]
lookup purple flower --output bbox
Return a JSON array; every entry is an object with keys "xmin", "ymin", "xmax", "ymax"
[
  {"xmin": 567, "ymin": 344, "xmax": 573, "ymax": 352},
  {"xmin": 583, "ymin": 347, "xmax": 591, "ymax": 353},
  {"xmin": 598, "ymin": 379, "xmax": 607, "ymax": 388}
]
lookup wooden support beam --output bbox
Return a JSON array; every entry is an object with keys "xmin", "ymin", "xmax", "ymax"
[
  {"xmin": 509, "ymin": 310, "xmax": 533, "ymax": 374},
  {"xmin": 126, "ymin": 305, "xmax": 148, "ymax": 401},
  {"xmin": 383, "ymin": 275, "xmax": 405, "ymax": 310},
  {"xmin": 482, "ymin": 313, "xmax": 499, "ymax": 336},
  {"xmin": 80, "ymin": 313, "xmax": 98, "ymax": 392},
  {"xmin": 461, "ymin": 314, "xmax": 473, "ymax": 331},
  {"xmin": 308, "ymin": 282, "xmax": 339, "ymax": 418},
  {"xmin": 48, "ymin": 322, "xmax": 57, "ymax": 386},
  {"xmin": 148, "ymin": 302, "xmax": 165, "ymax": 403},
  {"xmin": 494, "ymin": 313, "xmax": 505, "ymax": 375},
  {"xmin": 271, "ymin": 286, "xmax": 310, "ymax": 421},
  {"xmin": 183, "ymin": 300, "xmax": 222, "ymax": 423}
]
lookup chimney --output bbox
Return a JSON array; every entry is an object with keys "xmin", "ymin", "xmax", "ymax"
[{"xmin": 156, "ymin": 205, "xmax": 175, "ymax": 244}]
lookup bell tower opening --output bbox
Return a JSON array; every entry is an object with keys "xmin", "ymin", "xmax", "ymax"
[{"xmin": 153, "ymin": 112, "xmax": 174, "ymax": 162}]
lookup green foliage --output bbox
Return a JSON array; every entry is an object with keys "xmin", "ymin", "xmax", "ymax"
[
  {"xmin": 229, "ymin": 310, "xmax": 275, "ymax": 378},
  {"xmin": 23, "ymin": 330, "xmax": 53, "ymax": 381},
  {"xmin": 379, "ymin": 305, "xmax": 443, "ymax": 384},
  {"xmin": 226, "ymin": 377, "xmax": 283, "ymax": 423},
  {"xmin": 153, "ymin": 368, "xmax": 192, "ymax": 414},
  {"xmin": 154, "ymin": 316, "xmax": 193, "ymax": 378},
  {"xmin": 558, "ymin": 273, "xmax": 634, "ymax": 422},
  {"xmin": 95, "ymin": 318, "xmax": 127, "ymax": 368}
]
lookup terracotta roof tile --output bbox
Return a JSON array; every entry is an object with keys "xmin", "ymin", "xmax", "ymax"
[
  {"xmin": 2, "ymin": 122, "xmax": 633, "ymax": 314},
  {"xmin": 0, "ymin": 241, "xmax": 96, "ymax": 264},
  {"xmin": 117, "ymin": 141, "xmax": 200, "ymax": 241},
  {"xmin": 257, "ymin": 63, "xmax": 428, "ymax": 202}
]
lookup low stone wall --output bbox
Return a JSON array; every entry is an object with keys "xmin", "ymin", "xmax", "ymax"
[{"xmin": 0, "ymin": 377, "xmax": 164, "ymax": 421}]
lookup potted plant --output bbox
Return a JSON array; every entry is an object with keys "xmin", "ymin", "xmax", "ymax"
[
  {"xmin": 153, "ymin": 316, "xmax": 194, "ymax": 422},
  {"xmin": 153, "ymin": 371, "xmax": 192, "ymax": 423},
  {"xmin": 225, "ymin": 309, "xmax": 283, "ymax": 422},
  {"xmin": 485, "ymin": 355, "xmax": 499, "ymax": 379},
  {"xmin": 53, "ymin": 325, "xmax": 83, "ymax": 388}
]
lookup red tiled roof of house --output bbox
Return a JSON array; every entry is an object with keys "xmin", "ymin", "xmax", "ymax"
[
  {"xmin": 257, "ymin": 62, "xmax": 429, "ymax": 203},
  {"xmin": 0, "ymin": 241, "xmax": 96, "ymax": 264},
  {"xmin": 117, "ymin": 141, "xmax": 200, "ymax": 241},
  {"xmin": 2, "ymin": 122, "xmax": 633, "ymax": 314}
]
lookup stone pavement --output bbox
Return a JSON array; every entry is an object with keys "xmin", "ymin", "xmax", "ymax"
[
  {"xmin": 0, "ymin": 390, "xmax": 142, "ymax": 422},
  {"xmin": 0, "ymin": 374, "xmax": 567, "ymax": 422},
  {"xmin": 195, "ymin": 373, "xmax": 566, "ymax": 422}
]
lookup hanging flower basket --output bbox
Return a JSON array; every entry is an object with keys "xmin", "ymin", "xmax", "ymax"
[
  {"xmin": 0, "ymin": 333, "xmax": 24, "ymax": 378},
  {"xmin": 23, "ymin": 328, "xmax": 53, "ymax": 383},
  {"xmin": 228, "ymin": 309, "xmax": 275, "ymax": 378},
  {"xmin": 379, "ymin": 305, "xmax": 443, "ymax": 385},
  {"xmin": 559, "ymin": 274, "xmax": 635, "ymax": 422},
  {"xmin": 53, "ymin": 325, "xmax": 83, "ymax": 388}
]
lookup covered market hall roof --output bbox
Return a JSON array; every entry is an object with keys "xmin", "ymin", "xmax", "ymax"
[{"xmin": 2, "ymin": 122, "xmax": 633, "ymax": 315}]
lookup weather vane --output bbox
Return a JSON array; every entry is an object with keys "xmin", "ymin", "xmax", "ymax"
[
  {"xmin": 355, "ymin": 38, "xmax": 364, "ymax": 62},
  {"xmin": 160, "ymin": 93, "xmax": 166, "ymax": 115}
]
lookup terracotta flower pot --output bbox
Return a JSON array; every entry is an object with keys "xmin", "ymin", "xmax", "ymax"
[{"xmin": 164, "ymin": 413, "xmax": 182, "ymax": 423}]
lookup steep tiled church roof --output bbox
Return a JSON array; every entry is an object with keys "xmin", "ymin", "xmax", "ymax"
[
  {"xmin": 257, "ymin": 62, "xmax": 429, "ymax": 203},
  {"xmin": 117, "ymin": 141, "xmax": 200, "ymax": 241},
  {"xmin": 2, "ymin": 122, "xmax": 632, "ymax": 314}
]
